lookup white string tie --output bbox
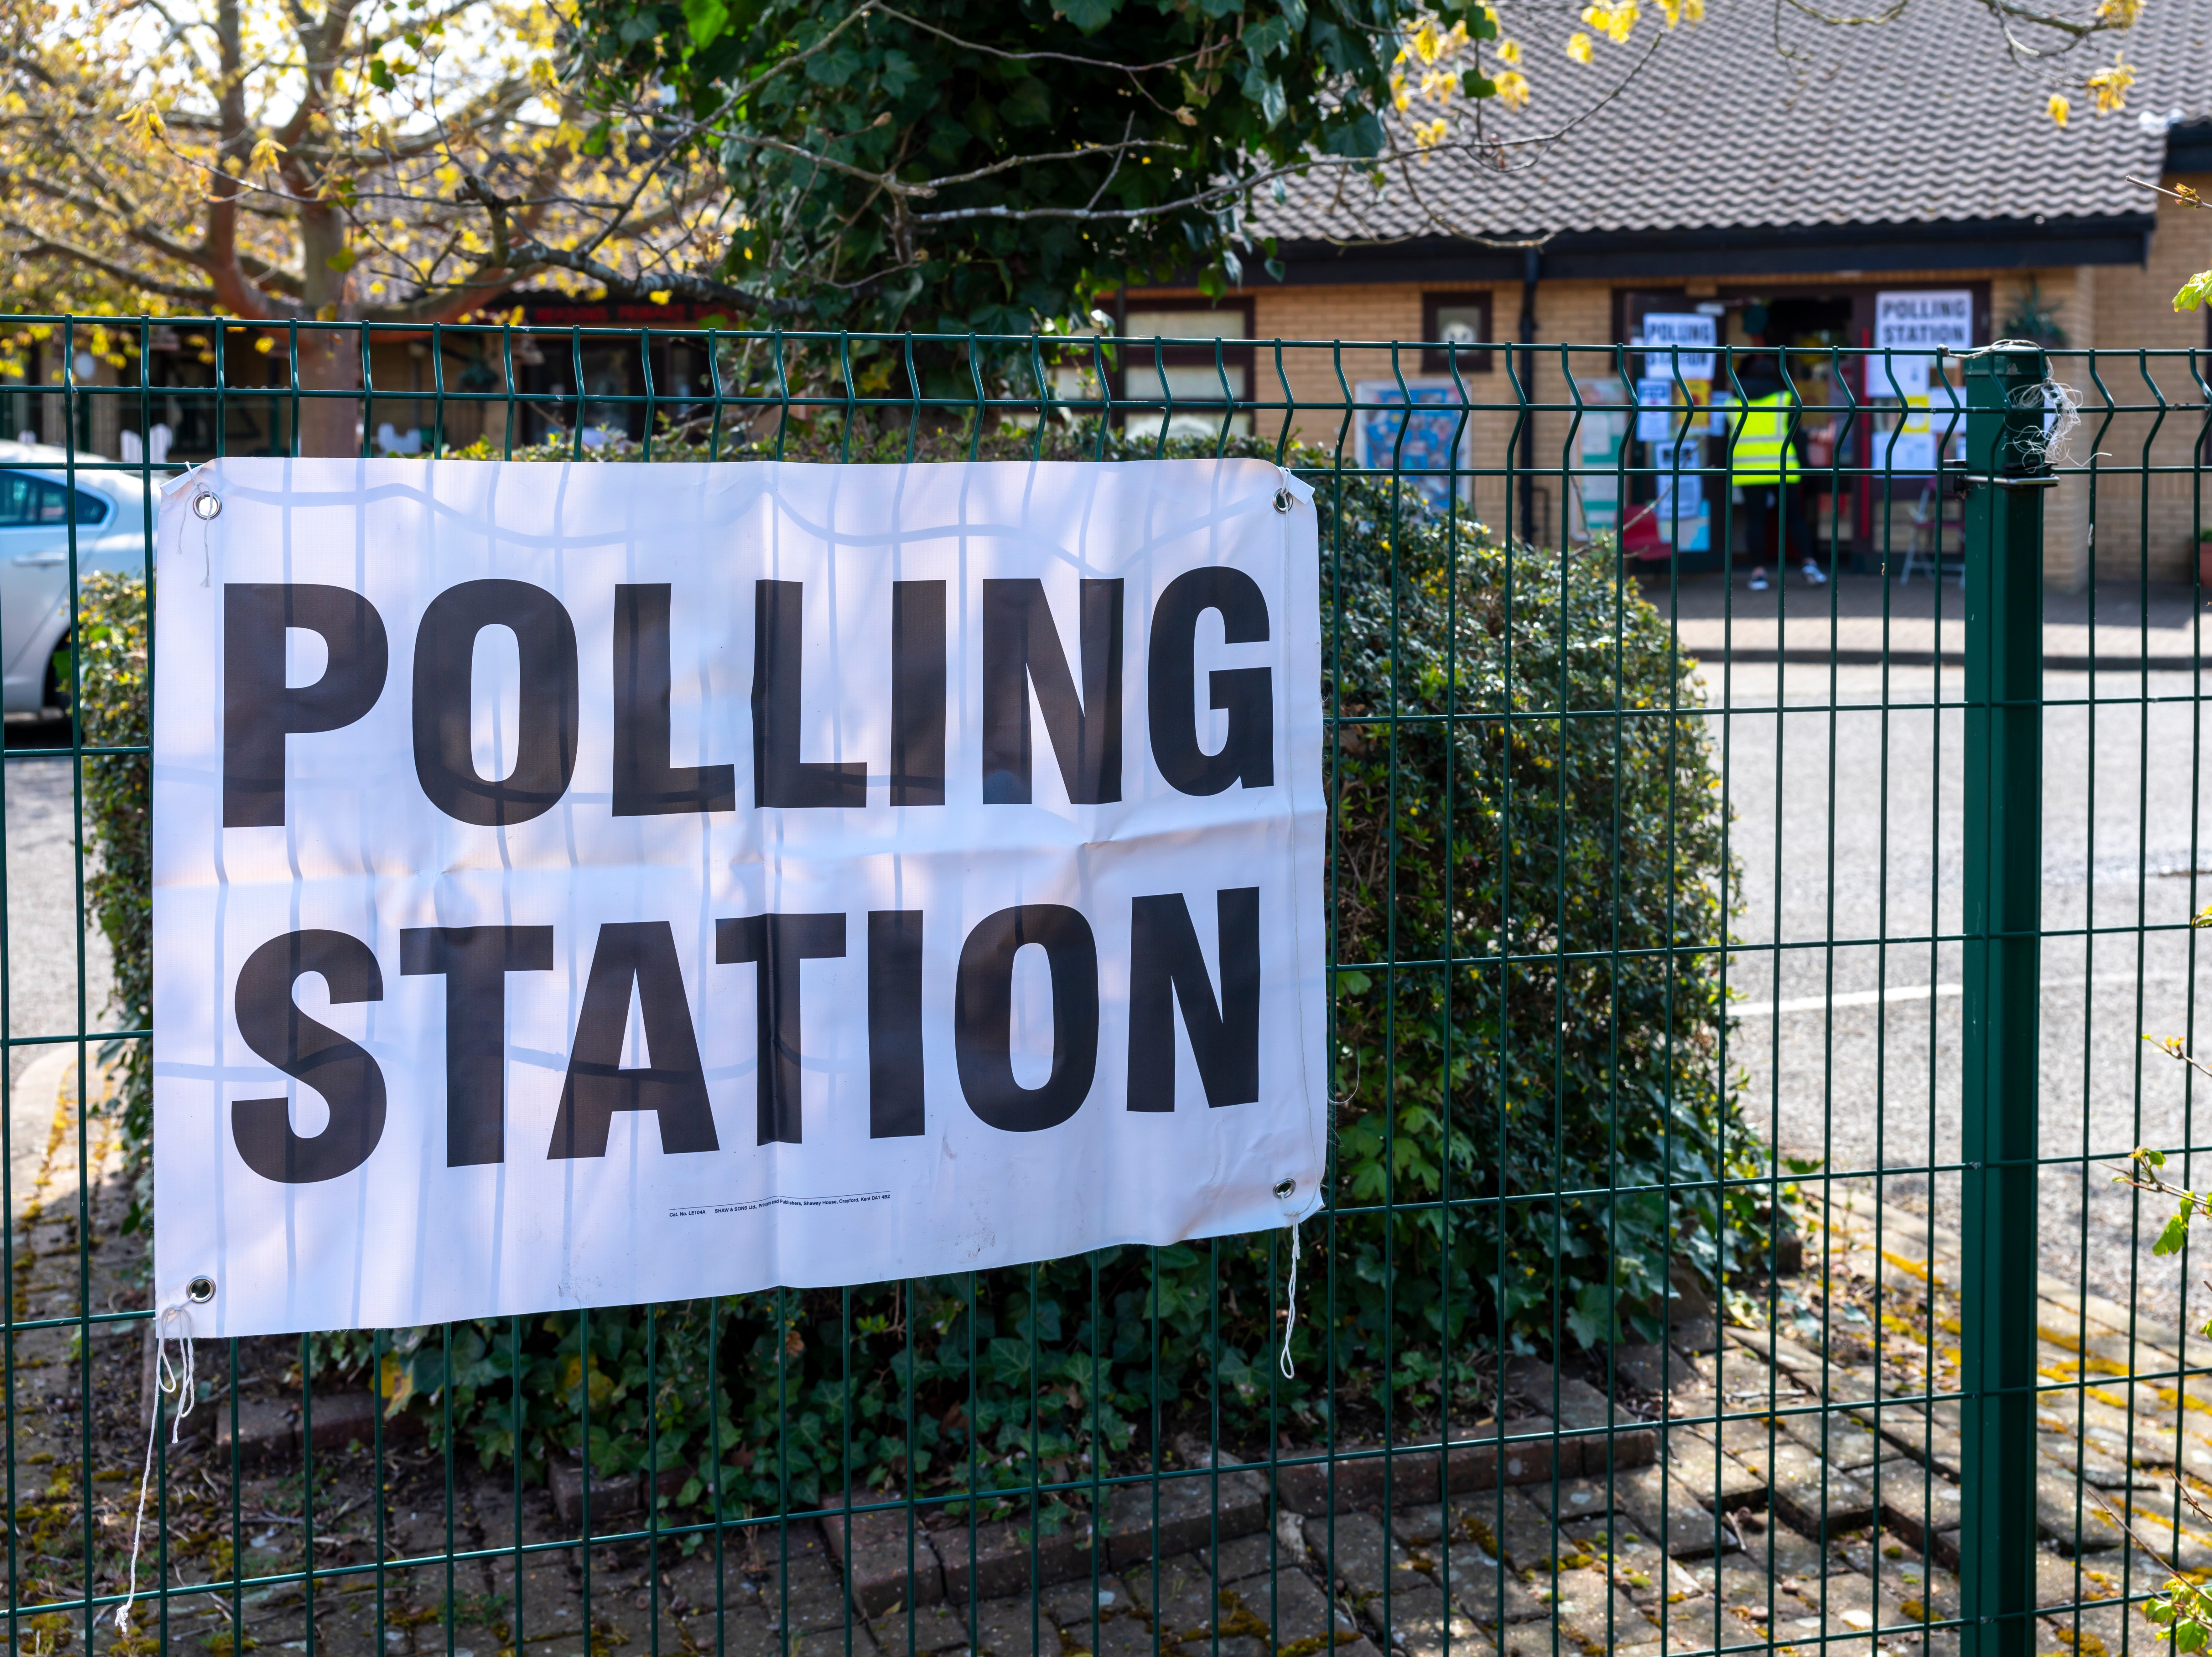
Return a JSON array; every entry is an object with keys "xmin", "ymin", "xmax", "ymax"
[
  {"xmin": 1279, "ymin": 1221, "xmax": 1301, "ymax": 1380},
  {"xmin": 168, "ymin": 459, "xmax": 216, "ymax": 585},
  {"xmin": 2010, "ymin": 377, "xmax": 2087, "ymax": 470},
  {"xmin": 116, "ymin": 1303, "xmax": 196, "ymax": 1638}
]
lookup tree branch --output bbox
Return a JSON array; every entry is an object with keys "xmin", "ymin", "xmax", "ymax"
[
  {"xmin": 0, "ymin": 222, "xmax": 219, "ymax": 304},
  {"xmin": 502, "ymin": 234, "xmax": 807, "ymax": 317},
  {"xmin": 868, "ymin": 4, "xmax": 1219, "ymax": 74}
]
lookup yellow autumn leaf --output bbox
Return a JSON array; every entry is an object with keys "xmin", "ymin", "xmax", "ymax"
[
  {"xmin": 2048, "ymin": 92, "xmax": 2072, "ymax": 125},
  {"xmin": 1566, "ymin": 31, "xmax": 1594, "ymax": 60},
  {"xmin": 1581, "ymin": 0, "xmax": 1640, "ymax": 44},
  {"xmin": 377, "ymin": 1351, "xmax": 416, "ymax": 1416},
  {"xmin": 120, "ymin": 98, "xmax": 164, "ymax": 142},
  {"xmin": 1495, "ymin": 69, "xmax": 1531, "ymax": 109},
  {"xmin": 2087, "ymin": 52, "xmax": 2134, "ymax": 113},
  {"xmin": 248, "ymin": 135, "xmax": 285, "ymax": 173},
  {"xmin": 1497, "ymin": 38, "xmax": 1521, "ymax": 63}
]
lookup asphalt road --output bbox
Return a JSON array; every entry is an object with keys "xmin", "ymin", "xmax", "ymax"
[{"xmin": 1713, "ymin": 657, "xmax": 2212, "ymax": 1334}]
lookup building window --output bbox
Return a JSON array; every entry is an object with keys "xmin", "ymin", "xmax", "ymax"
[
  {"xmin": 1422, "ymin": 293, "xmax": 1495, "ymax": 375},
  {"xmin": 1118, "ymin": 301, "xmax": 1256, "ymax": 439}
]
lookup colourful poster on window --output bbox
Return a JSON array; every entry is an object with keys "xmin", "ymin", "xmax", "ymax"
[{"xmin": 1352, "ymin": 381, "xmax": 1471, "ymax": 512}]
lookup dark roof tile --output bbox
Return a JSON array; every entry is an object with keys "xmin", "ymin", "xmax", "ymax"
[{"xmin": 1257, "ymin": 0, "xmax": 2207, "ymax": 244}]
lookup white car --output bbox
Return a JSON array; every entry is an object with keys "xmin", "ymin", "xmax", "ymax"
[{"xmin": 0, "ymin": 441, "xmax": 153, "ymax": 714}]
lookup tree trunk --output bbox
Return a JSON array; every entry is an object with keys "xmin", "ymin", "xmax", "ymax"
[
  {"xmin": 296, "ymin": 331, "xmax": 363, "ymax": 458},
  {"xmin": 296, "ymin": 207, "xmax": 361, "ymax": 459}
]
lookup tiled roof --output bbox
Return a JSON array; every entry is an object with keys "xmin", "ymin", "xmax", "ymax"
[{"xmin": 1257, "ymin": 0, "xmax": 2210, "ymax": 246}]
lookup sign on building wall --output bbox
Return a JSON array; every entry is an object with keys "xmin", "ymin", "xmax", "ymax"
[
  {"xmin": 1873, "ymin": 291, "xmax": 1975, "ymax": 397},
  {"xmin": 1635, "ymin": 313, "xmax": 1717, "ymax": 383},
  {"xmin": 151, "ymin": 459, "xmax": 1328, "ymax": 1336}
]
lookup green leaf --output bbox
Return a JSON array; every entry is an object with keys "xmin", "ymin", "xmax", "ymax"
[
  {"xmin": 1462, "ymin": 69, "xmax": 1497, "ymax": 98},
  {"xmin": 880, "ymin": 48, "xmax": 920, "ymax": 100},
  {"xmin": 984, "ymin": 1336, "xmax": 1032, "ymax": 1385},
  {"xmin": 365, "ymin": 57, "xmax": 395, "ymax": 90},
  {"xmin": 1566, "ymin": 1281, "xmax": 1617, "ymax": 1348},
  {"xmin": 1059, "ymin": 0, "xmax": 1118, "ymax": 29},
  {"xmin": 323, "ymin": 248, "xmax": 358, "ymax": 273},
  {"xmin": 2157, "ymin": 1211, "xmax": 2194, "ymax": 1256},
  {"xmin": 805, "ymin": 43, "xmax": 863, "ymax": 87},
  {"xmin": 1000, "ymin": 77, "xmax": 1051, "ymax": 128},
  {"xmin": 681, "ymin": 0, "xmax": 728, "ymax": 47},
  {"xmin": 1322, "ymin": 112, "xmax": 1385, "ymax": 157},
  {"xmin": 1242, "ymin": 66, "xmax": 1288, "ymax": 127},
  {"xmin": 2177, "ymin": 269, "xmax": 2212, "ymax": 313}
]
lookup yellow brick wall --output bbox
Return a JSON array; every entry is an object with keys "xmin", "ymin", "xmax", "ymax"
[
  {"xmin": 1986, "ymin": 266, "xmax": 2097, "ymax": 589},
  {"xmin": 1254, "ymin": 279, "xmax": 1622, "ymax": 543},
  {"xmin": 1217, "ymin": 236, "xmax": 2211, "ymax": 586},
  {"xmin": 2065, "ymin": 175, "xmax": 2212, "ymax": 584}
]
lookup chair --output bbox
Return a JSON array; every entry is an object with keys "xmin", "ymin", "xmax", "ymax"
[{"xmin": 1898, "ymin": 483, "xmax": 1962, "ymax": 586}]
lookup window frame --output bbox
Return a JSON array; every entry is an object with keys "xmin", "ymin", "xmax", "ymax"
[
  {"xmin": 1115, "ymin": 297, "xmax": 1258, "ymax": 419},
  {"xmin": 1421, "ymin": 291, "xmax": 1496, "ymax": 376}
]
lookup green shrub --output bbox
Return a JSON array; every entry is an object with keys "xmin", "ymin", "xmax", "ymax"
[
  {"xmin": 76, "ymin": 431, "xmax": 1757, "ymax": 1525},
  {"xmin": 1320, "ymin": 473, "xmax": 1758, "ymax": 1367},
  {"xmin": 77, "ymin": 572, "xmax": 153, "ymax": 1230}
]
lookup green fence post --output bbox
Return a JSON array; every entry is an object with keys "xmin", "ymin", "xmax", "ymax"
[{"xmin": 1959, "ymin": 342, "xmax": 2048, "ymax": 1657}]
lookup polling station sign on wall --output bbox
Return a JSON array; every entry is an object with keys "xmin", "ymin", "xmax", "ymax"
[
  {"xmin": 1872, "ymin": 291, "xmax": 1975, "ymax": 397},
  {"xmin": 151, "ymin": 459, "xmax": 1327, "ymax": 1336}
]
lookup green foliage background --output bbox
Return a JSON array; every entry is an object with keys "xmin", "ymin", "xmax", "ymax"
[
  {"xmin": 77, "ymin": 573, "xmax": 152, "ymax": 1228},
  {"xmin": 563, "ymin": 0, "xmax": 1498, "ymax": 338},
  {"xmin": 78, "ymin": 431, "xmax": 1756, "ymax": 1528}
]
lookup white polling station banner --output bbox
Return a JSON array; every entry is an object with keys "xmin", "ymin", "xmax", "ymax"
[{"xmin": 151, "ymin": 457, "xmax": 1326, "ymax": 1337}]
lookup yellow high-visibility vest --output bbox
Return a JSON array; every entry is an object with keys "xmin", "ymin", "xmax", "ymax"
[{"xmin": 1729, "ymin": 391, "xmax": 1800, "ymax": 484}]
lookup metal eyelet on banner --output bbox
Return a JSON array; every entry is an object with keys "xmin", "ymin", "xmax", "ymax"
[
  {"xmin": 185, "ymin": 1275, "xmax": 216, "ymax": 1303},
  {"xmin": 191, "ymin": 491, "xmax": 221, "ymax": 521},
  {"xmin": 1274, "ymin": 1178, "xmax": 1296, "ymax": 1200},
  {"xmin": 1273, "ymin": 486, "xmax": 1293, "ymax": 513}
]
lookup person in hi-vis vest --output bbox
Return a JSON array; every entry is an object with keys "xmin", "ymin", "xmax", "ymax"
[{"xmin": 1728, "ymin": 357, "xmax": 1822, "ymax": 590}]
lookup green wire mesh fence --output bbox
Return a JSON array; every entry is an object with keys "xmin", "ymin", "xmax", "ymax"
[{"xmin": 1, "ymin": 317, "xmax": 2207, "ymax": 1657}]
